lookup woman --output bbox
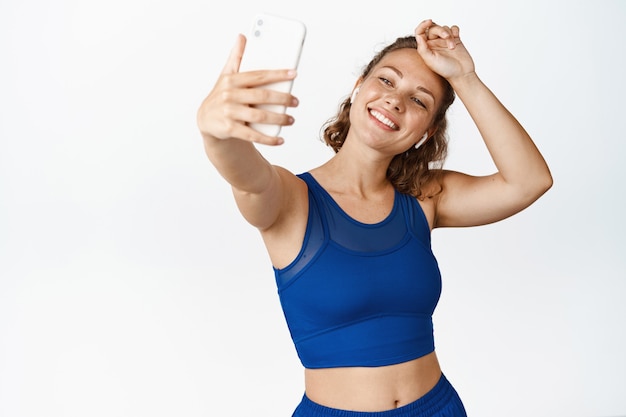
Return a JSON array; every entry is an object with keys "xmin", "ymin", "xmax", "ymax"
[{"xmin": 197, "ymin": 19, "xmax": 552, "ymax": 417}]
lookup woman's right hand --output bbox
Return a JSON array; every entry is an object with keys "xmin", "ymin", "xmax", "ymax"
[{"xmin": 196, "ymin": 34, "xmax": 299, "ymax": 146}]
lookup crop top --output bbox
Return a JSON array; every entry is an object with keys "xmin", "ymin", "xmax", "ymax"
[{"xmin": 273, "ymin": 172, "xmax": 442, "ymax": 369}]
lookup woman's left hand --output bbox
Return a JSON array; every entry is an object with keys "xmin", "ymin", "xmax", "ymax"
[{"xmin": 414, "ymin": 20, "xmax": 475, "ymax": 82}]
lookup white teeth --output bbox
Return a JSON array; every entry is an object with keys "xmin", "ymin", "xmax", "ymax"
[{"xmin": 370, "ymin": 109, "xmax": 398, "ymax": 130}]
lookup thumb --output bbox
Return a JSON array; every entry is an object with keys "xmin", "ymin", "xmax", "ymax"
[
  {"xmin": 221, "ymin": 34, "xmax": 246, "ymax": 75},
  {"xmin": 414, "ymin": 33, "xmax": 432, "ymax": 58}
]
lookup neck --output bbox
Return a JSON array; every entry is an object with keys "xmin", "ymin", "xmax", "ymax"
[{"xmin": 315, "ymin": 140, "xmax": 395, "ymax": 198}]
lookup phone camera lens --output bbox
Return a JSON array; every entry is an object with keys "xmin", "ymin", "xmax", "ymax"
[{"xmin": 254, "ymin": 30, "xmax": 261, "ymax": 37}]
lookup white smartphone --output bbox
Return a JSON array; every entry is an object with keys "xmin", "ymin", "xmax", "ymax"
[{"xmin": 239, "ymin": 13, "xmax": 307, "ymax": 137}]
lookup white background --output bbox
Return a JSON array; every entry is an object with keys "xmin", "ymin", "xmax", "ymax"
[{"xmin": 1, "ymin": 1, "xmax": 625, "ymax": 416}]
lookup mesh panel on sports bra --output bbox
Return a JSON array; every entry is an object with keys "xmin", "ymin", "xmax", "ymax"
[
  {"xmin": 304, "ymin": 172, "xmax": 408, "ymax": 252},
  {"xmin": 275, "ymin": 173, "xmax": 425, "ymax": 288},
  {"xmin": 274, "ymin": 191, "xmax": 325, "ymax": 287}
]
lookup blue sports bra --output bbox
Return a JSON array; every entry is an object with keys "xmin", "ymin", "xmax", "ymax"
[{"xmin": 273, "ymin": 172, "xmax": 442, "ymax": 369}]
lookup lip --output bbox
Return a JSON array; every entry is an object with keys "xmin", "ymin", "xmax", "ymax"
[{"xmin": 368, "ymin": 107, "xmax": 400, "ymax": 131}]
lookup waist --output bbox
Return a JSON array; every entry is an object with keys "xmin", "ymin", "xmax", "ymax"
[{"xmin": 304, "ymin": 352, "xmax": 442, "ymax": 412}]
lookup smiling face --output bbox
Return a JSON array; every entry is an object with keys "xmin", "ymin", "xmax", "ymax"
[{"xmin": 348, "ymin": 48, "xmax": 446, "ymax": 155}]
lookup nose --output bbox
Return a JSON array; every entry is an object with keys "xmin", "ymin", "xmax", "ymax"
[{"xmin": 385, "ymin": 93, "xmax": 404, "ymax": 112}]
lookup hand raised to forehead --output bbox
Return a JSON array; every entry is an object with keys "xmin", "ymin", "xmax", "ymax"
[{"xmin": 414, "ymin": 19, "xmax": 475, "ymax": 82}]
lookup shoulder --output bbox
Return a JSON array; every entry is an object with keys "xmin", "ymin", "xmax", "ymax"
[
  {"xmin": 418, "ymin": 169, "xmax": 464, "ymax": 229},
  {"xmin": 258, "ymin": 165, "xmax": 311, "ymax": 232},
  {"xmin": 259, "ymin": 166, "xmax": 311, "ymax": 269},
  {"xmin": 277, "ymin": 166, "xmax": 312, "ymax": 206}
]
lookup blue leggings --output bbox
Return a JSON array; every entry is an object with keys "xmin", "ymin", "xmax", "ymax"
[{"xmin": 292, "ymin": 374, "xmax": 466, "ymax": 417}]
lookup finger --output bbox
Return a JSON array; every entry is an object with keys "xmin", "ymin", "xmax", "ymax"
[
  {"xmin": 234, "ymin": 86, "xmax": 299, "ymax": 108},
  {"xmin": 245, "ymin": 105, "xmax": 295, "ymax": 131},
  {"xmin": 225, "ymin": 122, "xmax": 286, "ymax": 146},
  {"xmin": 223, "ymin": 98, "xmax": 296, "ymax": 134},
  {"xmin": 451, "ymin": 25, "xmax": 460, "ymax": 38},
  {"xmin": 236, "ymin": 69, "xmax": 298, "ymax": 89},
  {"xmin": 252, "ymin": 130, "xmax": 287, "ymax": 146},
  {"xmin": 445, "ymin": 27, "xmax": 456, "ymax": 49},
  {"xmin": 415, "ymin": 32, "xmax": 434, "ymax": 59},
  {"xmin": 215, "ymin": 103, "xmax": 290, "ymax": 146},
  {"xmin": 415, "ymin": 19, "xmax": 434, "ymax": 56},
  {"xmin": 426, "ymin": 22, "xmax": 439, "ymax": 40},
  {"xmin": 429, "ymin": 25, "xmax": 458, "ymax": 49},
  {"xmin": 221, "ymin": 34, "xmax": 246, "ymax": 75},
  {"xmin": 427, "ymin": 25, "xmax": 452, "ymax": 40},
  {"xmin": 414, "ymin": 19, "xmax": 433, "ymax": 38},
  {"xmin": 426, "ymin": 38, "xmax": 453, "ymax": 50},
  {"xmin": 244, "ymin": 123, "xmax": 290, "ymax": 146},
  {"xmin": 244, "ymin": 127, "xmax": 287, "ymax": 146}
]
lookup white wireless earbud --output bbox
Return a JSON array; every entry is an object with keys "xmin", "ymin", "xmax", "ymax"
[
  {"xmin": 350, "ymin": 87, "xmax": 360, "ymax": 104},
  {"xmin": 414, "ymin": 133, "xmax": 429, "ymax": 149}
]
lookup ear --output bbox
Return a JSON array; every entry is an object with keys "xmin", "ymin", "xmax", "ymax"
[
  {"xmin": 414, "ymin": 133, "xmax": 429, "ymax": 149},
  {"xmin": 350, "ymin": 79, "xmax": 363, "ymax": 104},
  {"xmin": 425, "ymin": 126, "xmax": 439, "ymax": 141},
  {"xmin": 350, "ymin": 87, "xmax": 360, "ymax": 104},
  {"xmin": 414, "ymin": 127, "xmax": 439, "ymax": 150}
]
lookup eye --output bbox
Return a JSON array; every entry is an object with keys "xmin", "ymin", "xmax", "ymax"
[
  {"xmin": 411, "ymin": 97, "xmax": 427, "ymax": 109},
  {"xmin": 379, "ymin": 77, "xmax": 393, "ymax": 86}
]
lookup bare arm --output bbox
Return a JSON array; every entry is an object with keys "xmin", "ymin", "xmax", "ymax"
[
  {"xmin": 415, "ymin": 20, "xmax": 553, "ymax": 228},
  {"xmin": 197, "ymin": 34, "xmax": 301, "ymax": 230},
  {"xmin": 437, "ymin": 73, "xmax": 553, "ymax": 227}
]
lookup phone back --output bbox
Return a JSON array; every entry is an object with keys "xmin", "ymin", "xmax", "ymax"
[{"xmin": 239, "ymin": 14, "xmax": 307, "ymax": 136}]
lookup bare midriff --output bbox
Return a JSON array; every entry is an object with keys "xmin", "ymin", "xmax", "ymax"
[{"xmin": 304, "ymin": 351, "xmax": 442, "ymax": 412}]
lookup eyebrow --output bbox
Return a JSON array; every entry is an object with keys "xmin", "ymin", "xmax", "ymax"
[{"xmin": 381, "ymin": 65, "xmax": 436, "ymax": 102}]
